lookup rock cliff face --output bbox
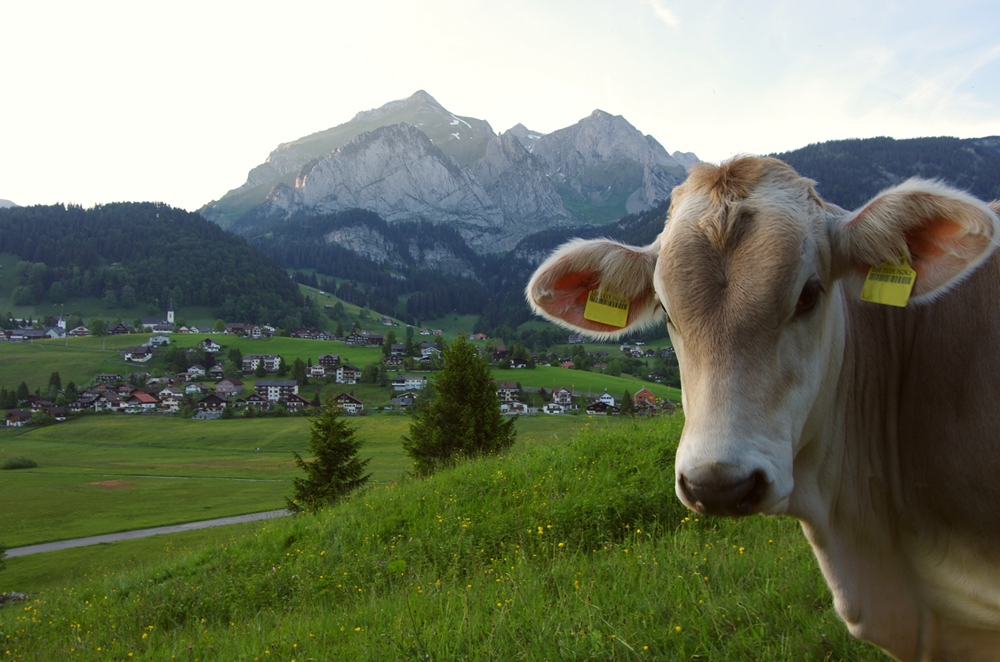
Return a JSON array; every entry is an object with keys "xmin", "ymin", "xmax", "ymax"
[
  {"xmin": 515, "ymin": 110, "xmax": 689, "ymax": 216},
  {"xmin": 203, "ymin": 91, "xmax": 698, "ymax": 254}
]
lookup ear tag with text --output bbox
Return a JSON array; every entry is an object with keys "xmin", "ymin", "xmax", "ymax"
[
  {"xmin": 861, "ymin": 256, "xmax": 916, "ymax": 307},
  {"xmin": 584, "ymin": 289, "xmax": 630, "ymax": 327}
]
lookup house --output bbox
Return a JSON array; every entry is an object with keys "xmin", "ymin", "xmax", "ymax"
[
  {"xmin": 215, "ymin": 377, "xmax": 244, "ymax": 397},
  {"xmin": 383, "ymin": 355, "xmax": 404, "ymax": 369},
  {"xmin": 391, "ymin": 375, "xmax": 426, "ymax": 391},
  {"xmin": 634, "ymin": 387, "xmax": 657, "ymax": 408},
  {"xmin": 239, "ymin": 392, "xmax": 271, "ymax": 411},
  {"xmin": 391, "ymin": 391, "xmax": 418, "ymax": 410},
  {"xmin": 495, "ymin": 380, "xmax": 519, "ymax": 402},
  {"xmin": 121, "ymin": 346, "xmax": 152, "ymax": 363},
  {"xmin": 471, "ymin": 333, "xmax": 488, "ymax": 341},
  {"xmin": 308, "ymin": 364, "xmax": 327, "ymax": 378},
  {"xmin": 186, "ymin": 364, "xmax": 207, "ymax": 378},
  {"xmin": 500, "ymin": 401, "xmax": 529, "ymax": 415},
  {"xmin": 491, "ymin": 345, "xmax": 508, "ymax": 362},
  {"xmin": 125, "ymin": 391, "xmax": 158, "ymax": 414},
  {"xmin": 419, "ymin": 328, "xmax": 431, "ymax": 335},
  {"xmin": 5, "ymin": 410, "xmax": 32, "ymax": 427},
  {"xmin": 108, "ymin": 322, "xmax": 131, "ymax": 335},
  {"xmin": 380, "ymin": 316, "xmax": 396, "ymax": 326},
  {"xmin": 146, "ymin": 334, "xmax": 170, "ymax": 347},
  {"xmin": 93, "ymin": 392, "xmax": 122, "ymax": 412},
  {"xmin": 208, "ymin": 364, "xmax": 225, "ymax": 380},
  {"xmin": 552, "ymin": 387, "xmax": 574, "ymax": 407},
  {"xmin": 598, "ymin": 391, "xmax": 616, "ymax": 407},
  {"xmin": 254, "ymin": 379, "xmax": 298, "ymax": 402},
  {"xmin": 199, "ymin": 337, "xmax": 222, "ymax": 352},
  {"xmin": 67, "ymin": 325, "xmax": 90, "ymax": 337},
  {"xmin": 331, "ymin": 392, "xmax": 364, "ymax": 415},
  {"xmin": 345, "ymin": 333, "xmax": 367, "ymax": 347},
  {"xmin": 336, "ymin": 364, "xmax": 361, "ymax": 385},
  {"xmin": 157, "ymin": 387, "xmax": 183, "ymax": 412},
  {"xmin": 185, "ymin": 383, "xmax": 207, "ymax": 396},
  {"xmin": 421, "ymin": 347, "xmax": 441, "ymax": 360},
  {"xmin": 568, "ymin": 333, "xmax": 586, "ymax": 344},
  {"xmin": 45, "ymin": 406, "xmax": 68, "ymax": 421},
  {"xmin": 586, "ymin": 401, "xmax": 619, "ymax": 416},
  {"xmin": 280, "ymin": 393, "xmax": 313, "ymax": 412},
  {"xmin": 226, "ymin": 322, "xmax": 247, "ymax": 335},
  {"xmin": 542, "ymin": 403, "xmax": 567, "ymax": 414},
  {"xmin": 365, "ymin": 333, "xmax": 385, "ymax": 347},
  {"xmin": 95, "ymin": 373, "xmax": 121, "ymax": 385},
  {"xmin": 242, "ymin": 354, "xmax": 281, "ymax": 374},
  {"xmin": 390, "ymin": 343, "xmax": 406, "ymax": 356},
  {"xmin": 291, "ymin": 328, "xmax": 332, "ymax": 341},
  {"xmin": 196, "ymin": 393, "xmax": 229, "ymax": 412},
  {"xmin": 510, "ymin": 356, "xmax": 528, "ymax": 369},
  {"xmin": 318, "ymin": 354, "xmax": 340, "ymax": 368}
]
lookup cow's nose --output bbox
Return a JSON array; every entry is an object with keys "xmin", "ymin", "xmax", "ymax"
[{"xmin": 679, "ymin": 469, "xmax": 768, "ymax": 516}]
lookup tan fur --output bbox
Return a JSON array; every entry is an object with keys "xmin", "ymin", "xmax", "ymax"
[{"xmin": 526, "ymin": 155, "xmax": 1000, "ymax": 661}]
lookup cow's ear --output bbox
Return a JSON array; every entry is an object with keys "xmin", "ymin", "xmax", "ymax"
[
  {"xmin": 526, "ymin": 238, "xmax": 662, "ymax": 339},
  {"xmin": 831, "ymin": 180, "xmax": 1000, "ymax": 303}
]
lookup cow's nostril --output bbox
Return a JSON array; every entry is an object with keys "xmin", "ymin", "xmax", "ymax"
[{"xmin": 679, "ymin": 470, "xmax": 768, "ymax": 516}]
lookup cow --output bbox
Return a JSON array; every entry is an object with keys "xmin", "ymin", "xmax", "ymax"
[{"xmin": 526, "ymin": 155, "xmax": 1000, "ymax": 661}]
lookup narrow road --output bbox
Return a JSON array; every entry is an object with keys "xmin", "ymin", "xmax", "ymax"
[{"xmin": 6, "ymin": 510, "xmax": 290, "ymax": 558}]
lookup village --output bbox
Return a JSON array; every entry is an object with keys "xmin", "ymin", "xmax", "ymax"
[{"xmin": 2, "ymin": 305, "xmax": 678, "ymax": 428}]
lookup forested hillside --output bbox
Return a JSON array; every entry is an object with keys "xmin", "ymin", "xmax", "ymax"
[
  {"xmin": 250, "ymin": 209, "xmax": 491, "ymax": 324},
  {"xmin": 0, "ymin": 202, "xmax": 320, "ymax": 328},
  {"xmin": 774, "ymin": 136, "xmax": 1000, "ymax": 209}
]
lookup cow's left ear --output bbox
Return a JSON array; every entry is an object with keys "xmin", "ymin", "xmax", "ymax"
[
  {"xmin": 830, "ymin": 179, "xmax": 1000, "ymax": 302},
  {"xmin": 526, "ymin": 238, "xmax": 662, "ymax": 339}
]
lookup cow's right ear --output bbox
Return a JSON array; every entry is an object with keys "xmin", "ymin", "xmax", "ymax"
[{"xmin": 525, "ymin": 238, "xmax": 662, "ymax": 339}]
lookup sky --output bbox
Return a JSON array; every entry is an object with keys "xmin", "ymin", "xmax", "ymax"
[{"xmin": 1, "ymin": 0, "xmax": 998, "ymax": 212}]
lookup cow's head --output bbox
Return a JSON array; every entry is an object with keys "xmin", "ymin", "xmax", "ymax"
[{"xmin": 527, "ymin": 156, "xmax": 999, "ymax": 517}]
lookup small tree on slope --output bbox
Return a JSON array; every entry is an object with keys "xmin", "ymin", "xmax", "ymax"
[
  {"xmin": 287, "ymin": 400, "xmax": 371, "ymax": 513},
  {"xmin": 403, "ymin": 334, "xmax": 516, "ymax": 475}
]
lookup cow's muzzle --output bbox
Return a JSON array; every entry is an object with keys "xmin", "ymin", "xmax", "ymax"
[{"xmin": 678, "ymin": 469, "xmax": 769, "ymax": 516}]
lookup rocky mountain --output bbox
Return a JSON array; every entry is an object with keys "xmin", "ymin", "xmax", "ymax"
[
  {"xmin": 0, "ymin": 199, "xmax": 16, "ymax": 209},
  {"xmin": 511, "ymin": 109, "xmax": 689, "ymax": 220},
  {"xmin": 202, "ymin": 91, "xmax": 697, "ymax": 253}
]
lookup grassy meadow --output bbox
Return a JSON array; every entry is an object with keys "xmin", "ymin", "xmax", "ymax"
[
  {"xmin": 0, "ymin": 414, "xmax": 597, "ymax": 550},
  {"xmin": 0, "ymin": 415, "xmax": 888, "ymax": 661}
]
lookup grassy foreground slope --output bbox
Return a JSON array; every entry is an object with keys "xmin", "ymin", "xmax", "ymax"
[{"xmin": 0, "ymin": 416, "xmax": 886, "ymax": 660}]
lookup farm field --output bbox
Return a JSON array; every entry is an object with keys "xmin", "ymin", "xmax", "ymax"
[{"xmin": 0, "ymin": 413, "xmax": 600, "ymax": 548}]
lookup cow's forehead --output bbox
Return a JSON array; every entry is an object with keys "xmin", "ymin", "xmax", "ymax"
[{"xmin": 656, "ymin": 157, "xmax": 826, "ymax": 337}]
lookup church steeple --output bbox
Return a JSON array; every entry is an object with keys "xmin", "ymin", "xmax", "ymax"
[{"xmin": 167, "ymin": 299, "xmax": 175, "ymax": 325}]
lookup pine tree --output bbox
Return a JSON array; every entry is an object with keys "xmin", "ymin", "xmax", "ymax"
[
  {"xmin": 620, "ymin": 389, "xmax": 636, "ymax": 416},
  {"xmin": 403, "ymin": 334, "xmax": 516, "ymax": 475},
  {"xmin": 287, "ymin": 400, "xmax": 371, "ymax": 513}
]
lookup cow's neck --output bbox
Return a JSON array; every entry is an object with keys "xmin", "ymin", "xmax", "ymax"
[{"xmin": 789, "ymin": 285, "xmax": 930, "ymax": 659}]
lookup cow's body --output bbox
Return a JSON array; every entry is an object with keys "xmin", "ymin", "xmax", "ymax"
[{"xmin": 526, "ymin": 156, "xmax": 1000, "ymax": 661}]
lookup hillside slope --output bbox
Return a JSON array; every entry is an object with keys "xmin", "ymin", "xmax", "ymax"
[{"xmin": 0, "ymin": 417, "xmax": 885, "ymax": 660}]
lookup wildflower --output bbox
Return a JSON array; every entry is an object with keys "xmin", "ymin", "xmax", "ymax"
[{"xmin": 675, "ymin": 626, "xmax": 682, "ymax": 632}]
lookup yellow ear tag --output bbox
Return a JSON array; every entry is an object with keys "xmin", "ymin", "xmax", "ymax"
[
  {"xmin": 861, "ymin": 256, "xmax": 916, "ymax": 307},
  {"xmin": 584, "ymin": 289, "xmax": 630, "ymax": 327}
]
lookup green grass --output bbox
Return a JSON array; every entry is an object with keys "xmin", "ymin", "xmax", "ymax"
[
  {"xmin": 0, "ymin": 414, "xmax": 596, "ymax": 549},
  {"xmin": 0, "ymin": 522, "xmax": 269, "ymax": 595},
  {"xmin": 0, "ymin": 415, "xmax": 888, "ymax": 660},
  {"xmin": 493, "ymin": 364, "xmax": 681, "ymax": 402}
]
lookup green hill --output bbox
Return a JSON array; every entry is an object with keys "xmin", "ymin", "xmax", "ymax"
[
  {"xmin": 0, "ymin": 203, "xmax": 320, "ymax": 330},
  {"xmin": 0, "ymin": 417, "xmax": 885, "ymax": 660}
]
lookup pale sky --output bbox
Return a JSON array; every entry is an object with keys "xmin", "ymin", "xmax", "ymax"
[{"xmin": 1, "ymin": 0, "xmax": 998, "ymax": 212}]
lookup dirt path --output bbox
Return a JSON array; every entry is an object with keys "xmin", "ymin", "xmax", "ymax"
[{"xmin": 5, "ymin": 509, "xmax": 289, "ymax": 558}]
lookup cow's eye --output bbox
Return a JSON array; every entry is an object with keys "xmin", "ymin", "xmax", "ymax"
[{"xmin": 795, "ymin": 277, "xmax": 822, "ymax": 317}]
